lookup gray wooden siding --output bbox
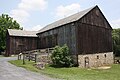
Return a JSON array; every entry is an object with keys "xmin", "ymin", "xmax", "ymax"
[
  {"xmin": 76, "ymin": 7, "xmax": 112, "ymax": 54},
  {"xmin": 38, "ymin": 23, "xmax": 77, "ymax": 54},
  {"xmin": 6, "ymin": 35, "xmax": 38, "ymax": 56}
]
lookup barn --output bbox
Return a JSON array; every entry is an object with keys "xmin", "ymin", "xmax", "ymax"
[
  {"xmin": 37, "ymin": 5, "xmax": 113, "ymax": 68},
  {"xmin": 6, "ymin": 29, "xmax": 38, "ymax": 56}
]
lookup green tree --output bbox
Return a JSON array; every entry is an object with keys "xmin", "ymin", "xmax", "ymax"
[
  {"xmin": 0, "ymin": 14, "xmax": 22, "ymax": 52},
  {"xmin": 51, "ymin": 44, "xmax": 73, "ymax": 67},
  {"xmin": 112, "ymin": 28, "xmax": 120, "ymax": 56}
]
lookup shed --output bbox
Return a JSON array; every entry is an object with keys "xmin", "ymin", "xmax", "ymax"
[
  {"xmin": 37, "ymin": 5, "xmax": 113, "ymax": 68},
  {"xmin": 6, "ymin": 29, "xmax": 38, "ymax": 56}
]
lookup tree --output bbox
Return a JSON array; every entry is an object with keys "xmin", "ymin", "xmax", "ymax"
[
  {"xmin": 51, "ymin": 44, "xmax": 73, "ymax": 67},
  {"xmin": 112, "ymin": 28, "xmax": 120, "ymax": 56},
  {"xmin": 0, "ymin": 14, "xmax": 22, "ymax": 53}
]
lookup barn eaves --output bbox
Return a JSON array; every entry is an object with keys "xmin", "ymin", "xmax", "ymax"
[{"xmin": 8, "ymin": 29, "xmax": 38, "ymax": 37}]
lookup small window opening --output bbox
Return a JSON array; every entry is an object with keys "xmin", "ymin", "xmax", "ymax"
[
  {"xmin": 104, "ymin": 54, "xmax": 106, "ymax": 58},
  {"xmin": 97, "ymin": 55, "xmax": 99, "ymax": 59}
]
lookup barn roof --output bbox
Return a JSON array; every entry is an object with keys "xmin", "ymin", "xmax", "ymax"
[
  {"xmin": 37, "ymin": 6, "xmax": 96, "ymax": 34},
  {"xmin": 8, "ymin": 29, "xmax": 38, "ymax": 37}
]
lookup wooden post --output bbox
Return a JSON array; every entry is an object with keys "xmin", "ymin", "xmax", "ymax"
[
  {"xmin": 18, "ymin": 55, "xmax": 19, "ymax": 60},
  {"xmin": 29, "ymin": 52, "xmax": 30, "ymax": 61},
  {"xmin": 35, "ymin": 54, "xmax": 37, "ymax": 63},
  {"xmin": 20, "ymin": 55, "xmax": 21, "ymax": 60},
  {"xmin": 23, "ymin": 53, "xmax": 25, "ymax": 65}
]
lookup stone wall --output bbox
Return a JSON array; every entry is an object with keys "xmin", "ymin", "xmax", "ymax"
[
  {"xmin": 78, "ymin": 52, "xmax": 113, "ymax": 68},
  {"xmin": 36, "ymin": 54, "xmax": 52, "ymax": 64}
]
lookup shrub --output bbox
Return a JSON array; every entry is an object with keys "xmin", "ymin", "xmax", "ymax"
[{"xmin": 51, "ymin": 44, "xmax": 73, "ymax": 67}]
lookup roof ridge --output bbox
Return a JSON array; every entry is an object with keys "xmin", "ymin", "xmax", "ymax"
[{"xmin": 37, "ymin": 5, "xmax": 96, "ymax": 34}]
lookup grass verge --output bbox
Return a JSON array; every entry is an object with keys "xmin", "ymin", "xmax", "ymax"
[
  {"xmin": 0, "ymin": 55, "xmax": 4, "ymax": 57},
  {"xmin": 9, "ymin": 60, "xmax": 120, "ymax": 80},
  {"xmin": 9, "ymin": 60, "xmax": 40, "ymax": 72}
]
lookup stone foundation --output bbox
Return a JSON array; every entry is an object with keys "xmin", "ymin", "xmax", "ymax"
[
  {"xmin": 37, "ymin": 54, "xmax": 52, "ymax": 64},
  {"xmin": 78, "ymin": 52, "xmax": 113, "ymax": 68}
]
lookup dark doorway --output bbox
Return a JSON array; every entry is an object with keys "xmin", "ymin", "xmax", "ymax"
[{"xmin": 85, "ymin": 57, "xmax": 89, "ymax": 68}]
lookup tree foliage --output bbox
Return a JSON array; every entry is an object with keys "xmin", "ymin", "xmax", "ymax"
[
  {"xmin": 112, "ymin": 28, "xmax": 120, "ymax": 56},
  {"xmin": 0, "ymin": 14, "xmax": 22, "ymax": 52},
  {"xmin": 51, "ymin": 44, "xmax": 73, "ymax": 67}
]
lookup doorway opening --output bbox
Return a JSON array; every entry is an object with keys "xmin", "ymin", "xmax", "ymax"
[{"xmin": 84, "ymin": 57, "xmax": 89, "ymax": 68}]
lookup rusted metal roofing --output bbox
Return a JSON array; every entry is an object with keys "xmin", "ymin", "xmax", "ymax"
[
  {"xmin": 8, "ymin": 29, "xmax": 38, "ymax": 37},
  {"xmin": 38, "ymin": 6, "xmax": 96, "ymax": 33}
]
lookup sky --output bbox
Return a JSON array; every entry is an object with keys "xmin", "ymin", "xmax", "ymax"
[{"xmin": 0, "ymin": 0, "xmax": 120, "ymax": 31}]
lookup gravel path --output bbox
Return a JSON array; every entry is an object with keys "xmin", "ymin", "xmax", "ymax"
[{"xmin": 0, "ymin": 57, "xmax": 58, "ymax": 80}]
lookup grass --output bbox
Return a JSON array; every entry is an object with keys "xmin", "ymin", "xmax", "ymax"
[
  {"xmin": 0, "ymin": 55, "xmax": 4, "ymax": 57},
  {"xmin": 9, "ymin": 60, "xmax": 120, "ymax": 80},
  {"xmin": 9, "ymin": 60, "xmax": 40, "ymax": 72}
]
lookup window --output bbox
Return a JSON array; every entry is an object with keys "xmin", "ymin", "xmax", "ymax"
[
  {"xmin": 96, "ymin": 10, "xmax": 99, "ymax": 16},
  {"xmin": 104, "ymin": 54, "xmax": 106, "ymax": 58},
  {"xmin": 97, "ymin": 55, "xmax": 99, "ymax": 59}
]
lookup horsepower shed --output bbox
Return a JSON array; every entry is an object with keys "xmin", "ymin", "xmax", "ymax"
[
  {"xmin": 6, "ymin": 29, "xmax": 38, "ymax": 56},
  {"xmin": 37, "ymin": 5, "xmax": 113, "ymax": 68}
]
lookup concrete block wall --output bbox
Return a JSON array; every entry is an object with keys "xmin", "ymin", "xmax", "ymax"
[{"xmin": 78, "ymin": 52, "xmax": 113, "ymax": 68}]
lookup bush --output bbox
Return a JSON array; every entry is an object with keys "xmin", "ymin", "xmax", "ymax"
[{"xmin": 51, "ymin": 44, "xmax": 73, "ymax": 67}]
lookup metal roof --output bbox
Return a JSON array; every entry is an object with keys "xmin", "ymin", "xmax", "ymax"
[
  {"xmin": 8, "ymin": 29, "xmax": 38, "ymax": 37},
  {"xmin": 38, "ymin": 6, "xmax": 96, "ymax": 34}
]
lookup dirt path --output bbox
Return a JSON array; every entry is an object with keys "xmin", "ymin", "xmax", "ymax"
[{"xmin": 0, "ymin": 57, "xmax": 58, "ymax": 80}]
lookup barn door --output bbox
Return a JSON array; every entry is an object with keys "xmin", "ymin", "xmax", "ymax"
[{"xmin": 85, "ymin": 57, "xmax": 89, "ymax": 68}]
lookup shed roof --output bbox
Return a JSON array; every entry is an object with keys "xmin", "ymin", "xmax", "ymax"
[
  {"xmin": 37, "ymin": 6, "xmax": 96, "ymax": 34},
  {"xmin": 8, "ymin": 29, "xmax": 38, "ymax": 37}
]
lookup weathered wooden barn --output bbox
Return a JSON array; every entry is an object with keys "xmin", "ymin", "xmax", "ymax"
[
  {"xmin": 5, "ymin": 5, "xmax": 113, "ymax": 68},
  {"xmin": 6, "ymin": 29, "xmax": 38, "ymax": 56},
  {"xmin": 37, "ymin": 5, "xmax": 113, "ymax": 68}
]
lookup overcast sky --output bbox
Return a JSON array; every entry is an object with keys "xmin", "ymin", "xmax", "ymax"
[{"xmin": 0, "ymin": 0, "xmax": 120, "ymax": 31}]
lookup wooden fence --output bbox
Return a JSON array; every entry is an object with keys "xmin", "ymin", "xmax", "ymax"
[{"xmin": 18, "ymin": 48, "xmax": 54, "ymax": 64}]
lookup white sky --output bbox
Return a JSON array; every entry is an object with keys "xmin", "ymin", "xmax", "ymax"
[{"xmin": 0, "ymin": 0, "xmax": 120, "ymax": 31}]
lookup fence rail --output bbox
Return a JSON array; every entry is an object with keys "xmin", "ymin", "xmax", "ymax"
[{"xmin": 18, "ymin": 48, "xmax": 54, "ymax": 64}]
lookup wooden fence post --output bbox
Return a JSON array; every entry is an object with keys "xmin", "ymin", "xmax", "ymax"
[
  {"xmin": 23, "ymin": 53, "xmax": 25, "ymax": 65},
  {"xmin": 18, "ymin": 55, "xmax": 20, "ymax": 60},
  {"xmin": 29, "ymin": 53, "xmax": 30, "ymax": 61},
  {"xmin": 35, "ymin": 54, "xmax": 37, "ymax": 63}
]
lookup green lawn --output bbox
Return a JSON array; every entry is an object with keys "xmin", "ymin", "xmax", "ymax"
[
  {"xmin": 9, "ymin": 60, "xmax": 120, "ymax": 80},
  {"xmin": 0, "ymin": 55, "xmax": 4, "ymax": 57}
]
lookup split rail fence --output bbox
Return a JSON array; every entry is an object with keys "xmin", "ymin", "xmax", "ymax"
[{"xmin": 18, "ymin": 48, "xmax": 54, "ymax": 64}]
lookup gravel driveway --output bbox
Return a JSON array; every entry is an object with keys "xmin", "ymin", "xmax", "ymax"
[{"xmin": 0, "ymin": 57, "xmax": 58, "ymax": 80}]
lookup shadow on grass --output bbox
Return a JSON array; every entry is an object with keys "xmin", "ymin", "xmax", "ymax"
[{"xmin": 48, "ymin": 64, "xmax": 78, "ymax": 68}]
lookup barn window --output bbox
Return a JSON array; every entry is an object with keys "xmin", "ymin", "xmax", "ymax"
[
  {"xmin": 104, "ymin": 54, "xmax": 106, "ymax": 58},
  {"xmin": 97, "ymin": 55, "xmax": 99, "ymax": 59},
  {"xmin": 96, "ymin": 10, "xmax": 99, "ymax": 17}
]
